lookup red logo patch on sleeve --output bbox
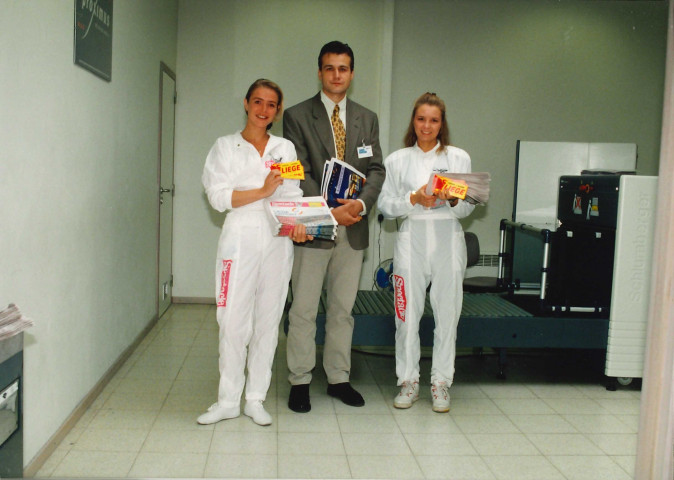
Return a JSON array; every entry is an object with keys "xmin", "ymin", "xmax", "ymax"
[
  {"xmin": 394, "ymin": 274, "xmax": 406, "ymax": 321},
  {"xmin": 217, "ymin": 259, "xmax": 233, "ymax": 307}
]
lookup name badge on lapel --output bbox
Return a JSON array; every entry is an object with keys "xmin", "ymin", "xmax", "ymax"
[{"xmin": 357, "ymin": 144, "xmax": 373, "ymax": 158}]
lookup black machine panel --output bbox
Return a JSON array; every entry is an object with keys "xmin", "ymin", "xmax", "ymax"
[
  {"xmin": 547, "ymin": 226, "xmax": 616, "ymax": 312},
  {"xmin": 0, "ymin": 352, "xmax": 22, "ymax": 478},
  {"xmin": 546, "ymin": 174, "xmax": 630, "ymax": 314},
  {"xmin": 557, "ymin": 174, "xmax": 623, "ymax": 228}
]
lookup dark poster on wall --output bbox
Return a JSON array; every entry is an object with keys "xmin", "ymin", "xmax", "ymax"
[{"xmin": 74, "ymin": 0, "xmax": 113, "ymax": 81}]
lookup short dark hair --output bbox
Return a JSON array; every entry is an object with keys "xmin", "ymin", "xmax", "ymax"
[{"xmin": 318, "ymin": 41, "xmax": 354, "ymax": 70}]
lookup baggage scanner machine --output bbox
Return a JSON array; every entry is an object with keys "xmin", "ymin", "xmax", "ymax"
[{"xmin": 504, "ymin": 174, "xmax": 657, "ymax": 388}]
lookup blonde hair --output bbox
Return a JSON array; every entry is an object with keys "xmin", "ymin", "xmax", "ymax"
[{"xmin": 244, "ymin": 78, "xmax": 284, "ymax": 130}]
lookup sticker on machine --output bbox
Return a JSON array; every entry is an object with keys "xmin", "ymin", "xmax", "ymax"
[
  {"xmin": 573, "ymin": 195, "xmax": 582, "ymax": 215},
  {"xmin": 590, "ymin": 197, "xmax": 599, "ymax": 216},
  {"xmin": 218, "ymin": 259, "xmax": 233, "ymax": 307},
  {"xmin": 394, "ymin": 274, "xmax": 407, "ymax": 322}
]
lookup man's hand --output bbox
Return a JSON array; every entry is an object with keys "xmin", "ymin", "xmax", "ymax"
[{"xmin": 332, "ymin": 198, "xmax": 362, "ymax": 226}]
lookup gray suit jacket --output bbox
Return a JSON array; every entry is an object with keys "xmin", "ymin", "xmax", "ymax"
[{"xmin": 283, "ymin": 93, "xmax": 385, "ymax": 250}]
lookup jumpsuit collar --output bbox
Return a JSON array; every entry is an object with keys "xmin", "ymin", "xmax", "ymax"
[
  {"xmin": 413, "ymin": 140, "xmax": 441, "ymax": 155},
  {"xmin": 235, "ymin": 130, "xmax": 283, "ymax": 158}
]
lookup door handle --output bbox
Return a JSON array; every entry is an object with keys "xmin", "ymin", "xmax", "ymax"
[{"xmin": 159, "ymin": 186, "xmax": 173, "ymax": 205}]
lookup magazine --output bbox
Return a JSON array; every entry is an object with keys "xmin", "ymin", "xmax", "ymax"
[
  {"xmin": 265, "ymin": 196, "xmax": 338, "ymax": 240},
  {"xmin": 425, "ymin": 171, "xmax": 491, "ymax": 205},
  {"xmin": 321, "ymin": 158, "xmax": 366, "ymax": 208}
]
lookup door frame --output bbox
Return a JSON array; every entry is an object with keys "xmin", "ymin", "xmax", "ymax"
[{"xmin": 156, "ymin": 61, "xmax": 176, "ymax": 318}]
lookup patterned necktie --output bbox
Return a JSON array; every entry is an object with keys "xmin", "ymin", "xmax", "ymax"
[{"xmin": 331, "ymin": 104, "xmax": 346, "ymax": 160}]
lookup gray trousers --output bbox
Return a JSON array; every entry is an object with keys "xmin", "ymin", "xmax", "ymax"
[{"xmin": 286, "ymin": 225, "xmax": 364, "ymax": 385}]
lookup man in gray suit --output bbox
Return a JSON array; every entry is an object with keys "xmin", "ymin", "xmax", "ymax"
[{"xmin": 283, "ymin": 41, "xmax": 385, "ymax": 412}]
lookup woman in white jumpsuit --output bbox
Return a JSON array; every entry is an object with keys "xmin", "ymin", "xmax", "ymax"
[
  {"xmin": 378, "ymin": 92, "xmax": 475, "ymax": 413},
  {"xmin": 199, "ymin": 79, "xmax": 311, "ymax": 426}
]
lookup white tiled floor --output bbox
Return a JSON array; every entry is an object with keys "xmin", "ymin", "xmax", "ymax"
[{"xmin": 35, "ymin": 304, "xmax": 641, "ymax": 479}]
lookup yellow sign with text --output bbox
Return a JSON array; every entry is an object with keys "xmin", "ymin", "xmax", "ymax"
[
  {"xmin": 272, "ymin": 160, "xmax": 305, "ymax": 180},
  {"xmin": 429, "ymin": 174, "xmax": 468, "ymax": 199}
]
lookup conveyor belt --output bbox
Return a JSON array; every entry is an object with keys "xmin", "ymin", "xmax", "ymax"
[
  {"xmin": 460, "ymin": 293, "xmax": 532, "ymax": 318},
  {"xmin": 314, "ymin": 290, "xmax": 531, "ymax": 319},
  {"xmin": 286, "ymin": 290, "xmax": 607, "ymax": 351},
  {"xmin": 284, "ymin": 289, "xmax": 609, "ymax": 383}
]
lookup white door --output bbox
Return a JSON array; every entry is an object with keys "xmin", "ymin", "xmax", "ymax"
[{"xmin": 158, "ymin": 63, "xmax": 176, "ymax": 317}]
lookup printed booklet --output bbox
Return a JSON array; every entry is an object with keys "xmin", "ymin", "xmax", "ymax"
[
  {"xmin": 265, "ymin": 196, "xmax": 338, "ymax": 240},
  {"xmin": 321, "ymin": 158, "xmax": 366, "ymax": 208}
]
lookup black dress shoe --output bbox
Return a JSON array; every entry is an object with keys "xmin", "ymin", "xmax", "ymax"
[
  {"xmin": 327, "ymin": 382, "xmax": 365, "ymax": 407},
  {"xmin": 288, "ymin": 384, "xmax": 311, "ymax": 413}
]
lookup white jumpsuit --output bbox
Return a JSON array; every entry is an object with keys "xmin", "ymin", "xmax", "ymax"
[
  {"xmin": 202, "ymin": 132, "xmax": 302, "ymax": 407},
  {"xmin": 377, "ymin": 142, "xmax": 475, "ymax": 387}
]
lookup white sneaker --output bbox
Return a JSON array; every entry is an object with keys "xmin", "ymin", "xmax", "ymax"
[
  {"xmin": 393, "ymin": 381, "xmax": 419, "ymax": 409},
  {"xmin": 197, "ymin": 403, "xmax": 239, "ymax": 425},
  {"xmin": 431, "ymin": 381, "xmax": 450, "ymax": 413},
  {"xmin": 244, "ymin": 400, "xmax": 272, "ymax": 426}
]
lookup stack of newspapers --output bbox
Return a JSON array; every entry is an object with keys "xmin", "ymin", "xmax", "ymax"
[
  {"xmin": 0, "ymin": 303, "xmax": 34, "ymax": 341},
  {"xmin": 425, "ymin": 171, "xmax": 491, "ymax": 205},
  {"xmin": 321, "ymin": 158, "xmax": 366, "ymax": 208},
  {"xmin": 265, "ymin": 196, "xmax": 338, "ymax": 240}
]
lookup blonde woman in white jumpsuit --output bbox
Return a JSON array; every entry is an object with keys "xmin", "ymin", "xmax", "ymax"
[
  {"xmin": 199, "ymin": 79, "xmax": 311, "ymax": 426},
  {"xmin": 378, "ymin": 93, "xmax": 475, "ymax": 413}
]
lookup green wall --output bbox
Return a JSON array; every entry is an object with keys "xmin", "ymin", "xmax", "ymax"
[{"xmin": 390, "ymin": 0, "xmax": 668, "ymax": 246}]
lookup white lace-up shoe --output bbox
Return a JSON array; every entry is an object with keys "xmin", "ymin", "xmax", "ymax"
[
  {"xmin": 431, "ymin": 381, "xmax": 450, "ymax": 413},
  {"xmin": 244, "ymin": 400, "xmax": 272, "ymax": 426},
  {"xmin": 393, "ymin": 381, "xmax": 420, "ymax": 409},
  {"xmin": 197, "ymin": 403, "xmax": 240, "ymax": 425}
]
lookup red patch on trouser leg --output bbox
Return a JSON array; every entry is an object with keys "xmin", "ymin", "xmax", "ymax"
[
  {"xmin": 217, "ymin": 259, "xmax": 233, "ymax": 307},
  {"xmin": 394, "ymin": 274, "xmax": 406, "ymax": 321}
]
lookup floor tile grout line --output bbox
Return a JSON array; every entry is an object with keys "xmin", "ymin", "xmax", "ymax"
[
  {"xmin": 128, "ymin": 308, "xmax": 167, "ymax": 478},
  {"xmin": 196, "ymin": 305, "xmax": 219, "ymax": 479},
  {"xmin": 131, "ymin": 304, "xmax": 211, "ymax": 478}
]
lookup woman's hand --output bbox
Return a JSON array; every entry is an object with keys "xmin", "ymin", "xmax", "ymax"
[
  {"xmin": 437, "ymin": 186, "xmax": 459, "ymax": 207},
  {"xmin": 230, "ymin": 170, "xmax": 285, "ymax": 208},
  {"xmin": 289, "ymin": 224, "xmax": 313, "ymax": 243},
  {"xmin": 259, "ymin": 170, "xmax": 284, "ymax": 198},
  {"xmin": 410, "ymin": 185, "xmax": 437, "ymax": 208}
]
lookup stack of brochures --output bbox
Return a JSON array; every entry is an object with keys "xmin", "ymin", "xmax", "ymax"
[
  {"xmin": 265, "ymin": 196, "xmax": 338, "ymax": 240},
  {"xmin": 425, "ymin": 171, "xmax": 491, "ymax": 205},
  {"xmin": 321, "ymin": 158, "xmax": 366, "ymax": 208}
]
